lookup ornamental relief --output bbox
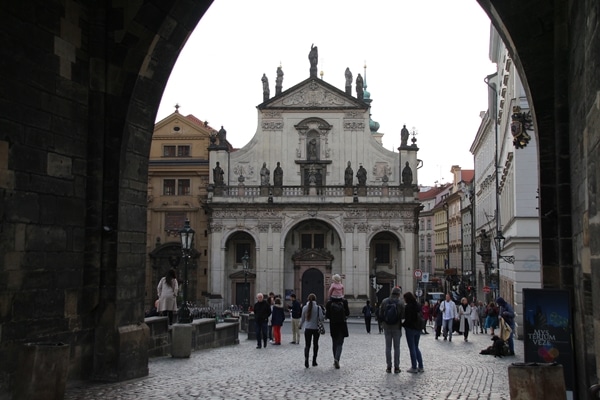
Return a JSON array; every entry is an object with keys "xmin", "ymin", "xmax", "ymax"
[
  {"xmin": 357, "ymin": 223, "xmax": 370, "ymax": 233},
  {"xmin": 233, "ymin": 163, "xmax": 255, "ymax": 179},
  {"xmin": 263, "ymin": 111, "xmax": 281, "ymax": 118},
  {"xmin": 209, "ymin": 223, "xmax": 223, "ymax": 233},
  {"xmin": 343, "ymin": 121, "xmax": 365, "ymax": 130},
  {"xmin": 257, "ymin": 223, "xmax": 269, "ymax": 233},
  {"xmin": 271, "ymin": 222, "xmax": 282, "ymax": 232},
  {"xmin": 346, "ymin": 209, "xmax": 365, "ymax": 218},
  {"xmin": 262, "ymin": 121, "xmax": 283, "ymax": 130},
  {"xmin": 279, "ymin": 87, "xmax": 347, "ymax": 107},
  {"xmin": 343, "ymin": 223, "xmax": 354, "ymax": 233}
]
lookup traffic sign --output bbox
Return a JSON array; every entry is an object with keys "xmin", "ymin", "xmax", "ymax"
[
  {"xmin": 415, "ymin": 288, "xmax": 423, "ymax": 297},
  {"xmin": 483, "ymin": 286, "xmax": 491, "ymax": 293},
  {"xmin": 414, "ymin": 269, "xmax": 422, "ymax": 279}
]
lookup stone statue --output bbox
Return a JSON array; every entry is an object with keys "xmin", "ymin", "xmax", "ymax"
[
  {"xmin": 401, "ymin": 125, "xmax": 409, "ymax": 147},
  {"xmin": 275, "ymin": 66, "xmax": 284, "ymax": 95},
  {"xmin": 213, "ymin": 162, "xmax": 224, "ymax": 186},
  {"xmin": 274, "ymin": 162, "xmax": 283, "ymax": 186},
  {"xmin": 217, "ymin": 126, "xmax": 227, "ymax": 146},
  {"xmin": 309, "ymin": 44, "xmax": 318, "ymax": 77},
  {"xmin": 308, "ymin": 138, "xmax": 317, "ymax": 160},
  {"xmin": 402, "ymin": 161, "xmax": 413, "ymax": 185},
  {"xmin": 262, "ymin": 73, "xmax": 270, "ymax": 102},
  {"xmin": 356, "ymin": 73, "xmax": 364, "ymax": 100},
  {"xmin": 356, "ymin": 165, "xmax": 367, "ymax": 186},
  {"xmin": 345, "ymin": 67, "xmax": 352, "ymax": 94},
  {"xmin": 344, "ymin": 161, "xmax": 353, "ymax": 187},
  {"xmin": 260, "ymin": 162, "xmax": 270, "ymax": 186},
  {"xmin": 480, "ymin": 229, "xmax": 491, "ymax": 253}
]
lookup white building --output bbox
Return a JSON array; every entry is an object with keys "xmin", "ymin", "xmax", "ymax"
[
  {"xmin": 470, "ymin": 26, "xmax": 542, "ymax": 335},
  {"xmin": 204, "ymin": 52, "xmax": 422, "ymax": 314}
]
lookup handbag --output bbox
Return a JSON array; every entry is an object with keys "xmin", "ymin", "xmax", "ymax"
[
  {"xmin": 317, "ymin": 306, "xmax": 325, "ymax": 334},
  {"xmin": 317, "ymin": 320, "xmax": 325, "ymax": 334}
]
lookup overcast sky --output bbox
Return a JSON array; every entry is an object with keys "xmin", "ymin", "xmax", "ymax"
[{"xmin": 156, "ymin": 0, "xmax": 494, "ymax": 185}]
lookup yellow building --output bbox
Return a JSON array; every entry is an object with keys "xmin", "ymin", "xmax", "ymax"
[{"xmin": 146, "ymin": 108, "xmax": 226, "ymax": 310}]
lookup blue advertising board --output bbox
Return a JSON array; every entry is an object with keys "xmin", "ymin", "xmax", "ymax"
[{"xmin": 522, "ymin": 289, "xmax": 575, "ymax": 394}]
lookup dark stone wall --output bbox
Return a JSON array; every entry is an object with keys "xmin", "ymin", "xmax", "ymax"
[{"xmin": 0, "ymin": 0, "xmax": 598, "ymax": 397}]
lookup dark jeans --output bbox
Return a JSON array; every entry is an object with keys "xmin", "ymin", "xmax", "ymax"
[
  {"xmin": 304, "ymin": 329, "xmax": 320, "ymax": 360},
  {"xmin": 331, "ymin": 334, "xmax": 345, "ymax": 362},
  {"xmin": 256, "ymin": 320, "xmax": 268, "ymax": 347},
  {"xmin": 462, "ymin": 319, "xmax": 470, "ymax": 339},
  {"xmin": 364, "ymin": 316, "xmax": 372, "ymax": 333},
  {"xmin": 404, "ymin": 327, "xmax": 423, "ymax": 369}
]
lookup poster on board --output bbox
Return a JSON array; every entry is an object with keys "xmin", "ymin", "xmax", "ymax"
[{"xmin": 522, "ymin": 288, "xmax": 575, "ymax": 394}]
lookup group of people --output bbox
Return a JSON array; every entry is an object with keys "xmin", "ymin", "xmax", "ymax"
[{"xmin": 428, "ymin": 294, "xmax": 515, "ymax": 355}]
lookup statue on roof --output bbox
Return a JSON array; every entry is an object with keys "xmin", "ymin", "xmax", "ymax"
[
  {"xmin": 309, "ymin": 44, "xmax": 318, "ymax": 77},
  {"xmin": 401, "ymin": 125, "xmax": 409, "ymax": 147},
  {"xmin": 356, "ymin": 164, "xmax": 367, "ymax": 186},
  {"xmin": 356, "ymin": 74, "xmax": 364, "ymax": 101},
  {"xmin": 274, "ymin": 162, "xmax": 283, "ymax": 186},
  {"xmin": 345, "ymin": 68, "xmax": 352, "ymax": 95},
  {"xmin": 402, "ymin": 161, "xmax": 413, "ymax": 185},
  {"xmin": 275, "ymin": 66, "xmax": 284, "ymax": 95},
  {"xmin": 262, "ymin": 73, "xmax": 270, "ymax": 102}
]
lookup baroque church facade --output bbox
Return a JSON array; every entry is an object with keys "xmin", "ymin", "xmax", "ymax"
[{"xmin": 205, "ymin": 49, "xmax": 421, "ymax": 313}]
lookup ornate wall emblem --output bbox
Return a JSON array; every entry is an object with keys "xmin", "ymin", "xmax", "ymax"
[
  {"xmin": 262, "ymin": 121, "xmax": 284, "ymax": 130},
  {"xmin": 234, "ymin": 163, "xmax": 255, "ymax": 179}
]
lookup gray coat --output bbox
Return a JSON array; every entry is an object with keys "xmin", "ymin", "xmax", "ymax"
[{"xmin": 300, "ymin": 301, "xmax": 323, "ymax": 330}]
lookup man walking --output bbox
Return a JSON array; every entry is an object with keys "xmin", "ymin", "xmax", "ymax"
[
  {"xmin": 289, "ymin": 293, "xmax": 302, "ymax": 344},
  {"xmin": 253, "ymin": 293, "xmax": 271, "ymax": 349},
  {"xmin": 379, "ymin": 287, "xmax": 405, "ymax": 373},
  {"xmin": 441, "ymin": 293, "xmax": 457, "ymax": 342},
  {"xmin": 362, "ymin": 300, "xmax": 373, "ymax": 334},
  {"xmin": 326, "ymin": 295, "xmax": 350, "ymax": 369}
]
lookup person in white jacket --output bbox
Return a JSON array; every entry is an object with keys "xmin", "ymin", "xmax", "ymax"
[
  {"xmin": 440, "ymin": 293, "xmax": 457, "ymax": 342},
  {"xmin": 457, "ymin": 297, "xmax": 473, "ymax": 342},
  {"xmin": 157, "ymin": 268, "xmax": 178, "ymax": 324}
]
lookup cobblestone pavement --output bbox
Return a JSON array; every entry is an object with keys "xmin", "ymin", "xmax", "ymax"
[{"xmin": 66, "ymin": 319, "xmax": 522, "ymax": 399}]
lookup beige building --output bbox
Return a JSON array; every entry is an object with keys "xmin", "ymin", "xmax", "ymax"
[
  {"xmin": 205, "ymin": 54, "xmax": 422, "ymax": 313},
  {"xmin": 145, "ymin": 110, "xmax": 226, "ymax": 309}
]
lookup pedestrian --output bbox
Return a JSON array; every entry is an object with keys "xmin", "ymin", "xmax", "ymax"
[
  {"xmin": 288, "ymin": 293, "xmax": 302, "ymax": 344},
  {"xmin": 267, "ymin": 293, "xmax": 275, "ymax": 343},
  {"xmin": 485, "ymin": 301, "xmax": 499, "ymax": 336},
  {"xmin": 421, "ymin": 301, "xmax": 431, "ymax": 334},
  {"xmin": 374, "ymin": 302, "xmax": 383, "ymax": 334},
  {"xmin": 156, "ymin": 268, "xmax": 178, "ymax": 325},
  {"xmin": 477, "ymin": 301, "xmax": 487, "ymax": 333},
  {"xmin": 433, "ymin": 300, "xmax": 443, "ymax": 339},
  {"xmin": 300, "ymin": 293, "xmax": 323, "ymax": 368},
  {"xmin": 328, "ymin": 274, "xmax": 345, "ymax": 299},
  {"xmin": 325, "ymin": 294, "xmax": 350, "ymax": 369},
  {"xmin": 271, "ymin": 297, "xmax": 285, "ymax": 345},
  {"xmin": 403, "ymin": 291, "xmax": 424, "ymax": 373},
  {"xmin": 457, "ymin": 297, "xmax": 472, "ymax": 342},
  {"xmin": 470, "ymin": 301, "xmax": 480, "ymax": 334},
  {"xmin": 362, "ymin": 300, "xmax": 373, "ymax": 333},
  {"xmin": 253, "ymin": 293, "xmax": 271, "ymax": 349},
  {"xmin": 440, "ymin": 293, "xmax": 457, "ymax": 341},
  {"xmin": 378, "ymin": 287, "xmax": 405, "ymax": 373},
  {"xmin": 496, "ymin": 297, "xmax": 516, "ymax": 355}
]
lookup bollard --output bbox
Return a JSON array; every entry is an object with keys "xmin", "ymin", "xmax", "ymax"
[
  {"xmin": 171, "ymin": 324, "xmax": 193, "ymax": 358},
  {"xmin": 508, "ymin": 362, "xmax": 566, "ymax": 400},
  {"xmin": 247, "ymin": 314, "xmax": 256, "ymax": 341},
  {"xmin": 14, "ymin": 342, "xmax": 70, "ymax": 400}
]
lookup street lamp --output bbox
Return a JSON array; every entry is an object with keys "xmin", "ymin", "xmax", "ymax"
[
  {"xmin": 242, "ymin": 250, "xmax": 250, "ymax": 312},
  {"xmin": 178, "ymin": 218, "xmax": 195, "ymax": 324}
]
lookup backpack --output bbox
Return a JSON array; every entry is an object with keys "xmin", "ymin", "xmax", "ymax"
[
  {"xmin": 329, "ymin": 301, "xmax": 345, "ymax": 322},
  {"xmin": 383, "ymin": 299, "xmax": 400, "ymax": 325}
]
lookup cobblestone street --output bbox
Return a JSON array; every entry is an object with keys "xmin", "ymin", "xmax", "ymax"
[{"xmin": 66, "ymin": 320, "xmax": 522, "ymax": 399}]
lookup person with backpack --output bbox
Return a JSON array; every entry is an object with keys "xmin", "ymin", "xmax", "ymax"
[
  {"xmin": 378, "ymin": 287, "xmax": 405, "ymax": 373},
  {"xmin": 325, "ymin": 295, "xmax": 350, "ymax": 369}
]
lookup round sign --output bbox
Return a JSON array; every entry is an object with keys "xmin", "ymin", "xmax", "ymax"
[
  {"xmin": 415, "ymin": 288, "xmax": 423, "ymax": 297},
  {"xmin": 483, "ymin": 286, "xmax": 491, "ymax": 293},
  {"xmin": 414, "ymin": 269, "xmax": 422, "ymax": 279}
]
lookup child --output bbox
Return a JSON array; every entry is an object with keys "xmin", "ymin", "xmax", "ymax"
[
  {"xmin": 470, "ymin": 301, "xmax": 480, "ymax": 334},
  {"xmin": 328, "ymin": 274, "xmax": 344, "ymax": 299}
]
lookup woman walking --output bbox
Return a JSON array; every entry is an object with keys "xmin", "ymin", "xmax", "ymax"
[
  {"xmin": 458, "ymin": 297, "xmax": 472, "ymax": 342},
  {"xmin": 157, "ymin": 269, "xmax": 178, "ymax": 325},
  {"xmin": 403, "ymin": 292, "xmax": 424, "ymax": 373},
  {"xmin": 271, "ymin": 297, "xmax": 285, "ymax": 345},
  {"xmin": 300, "ymin": 293, "xmax": 323, "ymax": 368}
]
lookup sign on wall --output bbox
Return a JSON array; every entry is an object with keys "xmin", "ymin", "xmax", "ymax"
[{"xmin": 522, "ymin": 288, "xmax": 575, "ymax": 394}]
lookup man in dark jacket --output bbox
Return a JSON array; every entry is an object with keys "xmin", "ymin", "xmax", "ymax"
[
  {"xmin": 326, "ymin": 296, "xmax": 350, "ymax": 369},
  {"xmin": 253, "ymin": 293, "xmax": 271, "ymax": 349}
]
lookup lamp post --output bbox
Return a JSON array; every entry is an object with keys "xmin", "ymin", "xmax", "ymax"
[
  {"xmin": 443, "ymin": 202, "xmax": 450, "ymax": 293},
  {"xmin": 242, "ymin": 250, "xmax": 250, "ymax": 312},
  {"xmin": 178, "ymin": 218, "xmax": 195, "ymax": 324}
]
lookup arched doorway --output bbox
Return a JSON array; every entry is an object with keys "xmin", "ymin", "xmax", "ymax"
[{"xmin": 302, "ymin": 268, "xmax": 325, "ymax": 305}]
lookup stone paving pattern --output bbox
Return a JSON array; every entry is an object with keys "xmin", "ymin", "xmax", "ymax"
[{"xmin": 66, "ymin": 319, "xmax": 522, "ymax": 399}]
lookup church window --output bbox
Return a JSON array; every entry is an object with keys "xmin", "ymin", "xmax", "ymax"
[
  {"xmin": 301, "ymin": 233, "xmax": 325, "ymax": 249},
  {"xmin": 375, "ymin": 243, "xmax": 390, "ymax": 263}
]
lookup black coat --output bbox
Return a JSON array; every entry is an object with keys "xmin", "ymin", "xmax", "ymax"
[{"xmin": 253, "ymin": 300, "xmax": 271, "ymax": 323}]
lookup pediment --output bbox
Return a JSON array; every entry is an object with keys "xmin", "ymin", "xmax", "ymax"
[
  {"xmin": 259, "ymin": 78, "xmax": 366, "ymax": 110},
  {"xmin": 292, "ymin": 248, "xmax": 335, "ymax": 262}
]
